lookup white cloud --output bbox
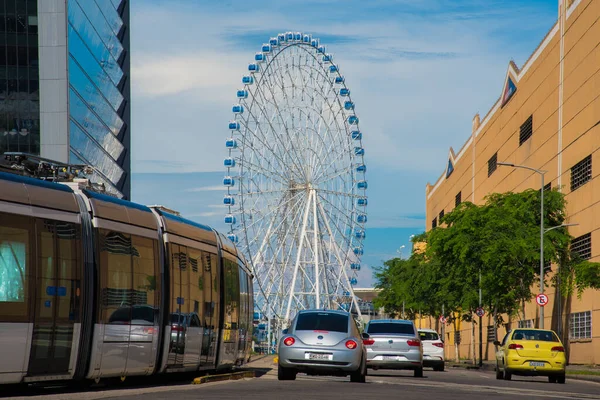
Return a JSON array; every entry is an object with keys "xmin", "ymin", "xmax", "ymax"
[{"xmin": 132, "ymin": 53, "xmax": 243, "ymax": 99}]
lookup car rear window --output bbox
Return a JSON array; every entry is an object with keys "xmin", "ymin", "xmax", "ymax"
[
  {"xmin": 512, "ymin": 329, "xmax": 559, "ymax": 342},
  {"xmin": 419, "ymin": 331, "xmax": 439, "ymax": 341},
  {"xmin": 367, "ymin": 322, "xmax": 415, "ymax": 335},
  {"xmin": 295, "ymin": 312, "xmax": 348, "ymax": 333}
]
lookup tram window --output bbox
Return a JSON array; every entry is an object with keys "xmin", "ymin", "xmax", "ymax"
[
  {"xmin": 188, "ymin": 247, "xmax": 203, "ymax": 322},
  {"xmin": 0, "ymin": 213, "xmax": 31, "ymax": 321},
  {"xmin": 56, "ymin": 222, "xmax": 81, "ymax": 322},
  {"xmin": 37, "ymin": 221, "xmax": 55, "ymax": 320},
  {"xmin": 98, "ymin": 229, "xmax": 133, "ymax": 324},
  {"xmin": 131, "ymin": 236, "xmax": 159, "ymax": 325},
  {"xmin": 170, "ymin": 243, "xmax": 189, "ymax": 315}
]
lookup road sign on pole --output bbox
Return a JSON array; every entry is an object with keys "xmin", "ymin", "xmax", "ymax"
[
  {"xmin": 475, "ymin": 307, "xmax": 485, "ymax": 318},
  {"xmin": 536, "ymin": 293, "xmax": 549, "ymax": 307},
  {"xmin": 439, "ymin": 315, "xmax": 447, "ymax": 324}
]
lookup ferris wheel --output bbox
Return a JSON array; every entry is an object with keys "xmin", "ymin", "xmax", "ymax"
[{"xmin": 223, "ymin": 32, "xmax": 367, "ymax": 324}]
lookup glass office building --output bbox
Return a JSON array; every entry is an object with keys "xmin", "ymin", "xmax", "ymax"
[
  {"xmin": 1, "ymin": 0, "xmax": 131, "ymax": 199},
  {"xmin": 0, "ymin": 1, "xmax": 40, "ymax": 155}
]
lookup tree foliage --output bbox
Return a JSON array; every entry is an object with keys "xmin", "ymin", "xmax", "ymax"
[{"xmin": 374, "ymin": 188, "xmax": 600, "ymax": 325}]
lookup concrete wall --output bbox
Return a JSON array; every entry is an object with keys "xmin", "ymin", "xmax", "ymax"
[{"xmin": 38, "ymin": 0, "xmax": 69, "ymax": 162}]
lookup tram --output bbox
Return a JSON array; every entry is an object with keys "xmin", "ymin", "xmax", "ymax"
[{"xmin": 0, "ymin": 161, "xmax": 253, "ymax": 385}]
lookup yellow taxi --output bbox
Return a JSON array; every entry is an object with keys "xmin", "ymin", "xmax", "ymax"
[{"xmin": 494, "ymin": 328, "xmax": 566, "ymax": 383}]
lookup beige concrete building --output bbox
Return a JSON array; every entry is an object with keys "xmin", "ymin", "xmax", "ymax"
[{"xmin": 424, "ymin": 0, "xmax": 600, "ymax": 364}]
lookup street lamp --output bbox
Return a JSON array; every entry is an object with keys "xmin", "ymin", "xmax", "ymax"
[{"xmin": 497, "ymin": 162, "xmax": 548, "ymax": 328}]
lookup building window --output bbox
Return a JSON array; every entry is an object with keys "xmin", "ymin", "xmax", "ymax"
[
  {"xmin": 455, "ymin": 192, "xmax": 462, "ymax": 207},
  {"xmin": 519, "ymin": 115, "xmax": 533, "ymax": 146},
  {"xmin": 518, "ymin": 319, "xmax": 533, "ymax": 329},
  {"xmin": 569, "ymin": 311, "xmax": 591, "ymax": 339},
  {"xmin": 488, "ymin": 153, "xmax": 497, "ymax": 177},
  {"xmin": 571, "ymin": 233, "xmax": 591, "ymax": 260},
  {"xmin": 487, "ymin": 325, "xmax": 496, "ymax": 342},
  {"xmin": 570, "ymin": 155, "xmax": 592, "ymax": 191},
  {"xmin": 439, "ymin": 210, "xmax": 444, "ymax": 221},
  {"xmin": 431, "ymin": 217, "xmax": 437, "ymax": 229}
]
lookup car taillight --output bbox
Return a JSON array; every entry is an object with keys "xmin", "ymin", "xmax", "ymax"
[
  {"xmin": 407, "ymin": 339, "xmax": 421, "ymax": 347},
  {"xmin": 283, "ymin": 337, "xmax": 295, "ymax": 346},
  {"xmin": 345, "ymin": 340, "xmax": 358, "ymax": 349},
  {"xmin": 551, "ymin": 346, "xmax": 565, "ymax": 352},
  {"xmin": 433, "ymin": 342, "xmax": 444, "ymax": 348},
  {"xmin": 171, "ymin": 325, "xmax": 183, "ymax": 332},
  {"xmin": 363, "ymin": 339, "xmax": 375, "ymax": 346},
  {"xmin": 508, "ymin": 343, "xmax": 523, "ymax": 350}
]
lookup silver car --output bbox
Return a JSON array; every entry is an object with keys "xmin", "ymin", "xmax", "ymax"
[
  {"xmin": 278, "ymin": 310, "xmax": 367, "ymax": 382},
  {"xmin": 364, "ymin": 319, "xmax": 424, "ymax": 377}
]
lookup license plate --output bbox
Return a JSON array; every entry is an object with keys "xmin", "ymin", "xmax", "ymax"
[
  {"xmin": 306, "ymin": 353, "xmax": 332, "ymax": 361},
  {"xmin": 383, "ymin": 356, "xmax": 398, "ymax": 361},
  {"xmin": 529, "ymin": 362, "xmax": 545, "ymax": 367}
]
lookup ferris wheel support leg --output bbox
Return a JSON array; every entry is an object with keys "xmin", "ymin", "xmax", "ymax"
[
  {"xmin": 316, "ymin": 199, "xmax": 363, "ymax": 320},
  {"xmin": 312, "ymin": 188, "xmax": 321, "ymax": 309},
  {"xmin": 285, "ymin": 191, "xmax": 313, "ymax": 323}
]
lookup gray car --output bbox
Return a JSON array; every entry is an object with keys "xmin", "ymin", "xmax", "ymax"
[
  {"xmin": 278, "ymin": 310, "xmax": 367, "ymax": 382},
  {"xmin": 364, "ymin": 319, "xmax": 424, "ymax": 377}
]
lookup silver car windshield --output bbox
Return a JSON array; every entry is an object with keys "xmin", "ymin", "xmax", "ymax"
[
  {"xmin": 295, "ymin": 313, "xmax": 348, "ymax": 332},
  {"xmin": 367, "ymin": 323, "xmax": 414, "ymax": 335}
]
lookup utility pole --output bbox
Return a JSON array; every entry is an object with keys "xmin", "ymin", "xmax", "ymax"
[{"xmin": 479, "ymin": 270, "xmax": 483, "ymax": 367}]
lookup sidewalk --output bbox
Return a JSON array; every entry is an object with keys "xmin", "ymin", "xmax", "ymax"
[
  {"xmin": 449, "ymin": 360, "xmax": 600, "ymax": 383},
  {"xmin": 243, "ymin": 354, "xmax": 277, "ymax": 377}
]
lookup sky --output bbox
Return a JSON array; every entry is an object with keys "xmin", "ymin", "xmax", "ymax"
[{"xmin": 129, "ymin": 0, "xmax": 559, "ymax": 287}]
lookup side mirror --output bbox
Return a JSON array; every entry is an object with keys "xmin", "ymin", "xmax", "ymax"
[
  {"xmin": 361, "ymin": 332, "xmax": 370, "ymax": 339},
  {"xmin": 493, "ymin": 340, "xmax": 501, "ymax": 346},
  {"xmin": 282, "ymin": 328, "xmax": 288, "ymax": 334}
]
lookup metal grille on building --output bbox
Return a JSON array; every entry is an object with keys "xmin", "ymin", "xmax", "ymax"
[
  {"xmin": 570, "ymin": 155, "xmax": 592, "ymax": 191},
  {"xmin": 571, "ymin": 232, "xmax": 592, "ymax": 260},
  {"xmin": 519, "ymin": 115, "xmax": 533, "ymax": 146},
  {"xmin": 487, "ymin": 325, "xmax": 496, "ymax": 342},
  {"xmin": 488, "ymin": 152, "xmax": 497, "ymax": 177}
]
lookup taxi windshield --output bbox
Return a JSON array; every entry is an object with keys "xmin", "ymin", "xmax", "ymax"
[{"xmin": 511, "ymin": 329, "xmax": 559, "ymax": 342}]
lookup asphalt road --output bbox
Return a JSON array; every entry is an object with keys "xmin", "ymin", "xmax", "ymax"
[{"xmin": 3, "ymin": 364, "xmax": 600, "ymax": 400}]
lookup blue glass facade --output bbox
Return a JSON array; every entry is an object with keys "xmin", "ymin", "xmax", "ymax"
[{"xmin": 67, "ymin": 0, "xmax": 130, "ymax": 198}]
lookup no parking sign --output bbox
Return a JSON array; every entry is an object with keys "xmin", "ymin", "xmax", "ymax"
[{"xmin": 536, "ymin": 293, "xmax": 549, "ymax": 307}]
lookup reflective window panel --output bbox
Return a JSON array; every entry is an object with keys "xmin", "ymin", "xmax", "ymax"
[{"xmin": 0, "ymin": 0, "xmax": 40, "ymax": 155}]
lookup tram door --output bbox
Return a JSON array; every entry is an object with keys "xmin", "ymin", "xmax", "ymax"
[
  {"xmin": 168, "ymin": 244, "xmax": 187, "ymax": 366},
  {"xmin": 28, "ymin": 221, "xmax": 80, "ymax": 376},
  {"xmin": 200, "ymin": 251, "xmax": 216, "ymax": 367}
]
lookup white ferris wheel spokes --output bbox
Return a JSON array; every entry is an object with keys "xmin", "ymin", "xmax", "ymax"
[{"xmin": 223, "ymin": 32, "xmax": 368, "ymax": 324}]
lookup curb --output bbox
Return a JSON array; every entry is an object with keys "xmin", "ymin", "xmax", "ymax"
[
  {"xmin": 567, "ymin": 373, "xmax": 600, "ymax": 383},
  {"xmin": 192, "ymin": 371, "xmax": 256, "ymax": 385},
  {"xmin": 450, "ymin": 363, "xmax": 600, "ymax": 383}
]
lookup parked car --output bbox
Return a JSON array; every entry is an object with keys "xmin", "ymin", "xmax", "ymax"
[
  {"xmin": 364, "ymin": 319, "xmax": 423, "ymax": 377},
  {"xmin": 418, "ymin": 329, "xmax": 445, "ymax": 371},
  {"xmin": 494, "ymin": 328, "xmax": 566, "ymax": 383},
  {"xmin": 277, "ymin": 310, "xmax": 367, "ymax": 382}
]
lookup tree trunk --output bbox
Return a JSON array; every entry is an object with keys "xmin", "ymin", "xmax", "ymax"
[
  {"xmin": 471, "ymin": 315, "xmax": 476, "ymax": 365},
  {"xmin": 453, "ymin": 318, "xmax": 459, "ymax": 362}
]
